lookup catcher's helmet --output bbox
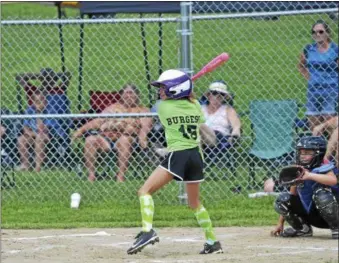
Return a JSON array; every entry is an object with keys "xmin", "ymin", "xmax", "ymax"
[
  {"xmin": 296, "ymin": 136, "xmax": 327, "ymax": 169},
  {"xmin": 151, "ymin": 69, "xmax": 192, "ymax": 99}
]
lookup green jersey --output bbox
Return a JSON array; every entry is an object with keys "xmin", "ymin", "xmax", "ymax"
[{"xmin": 157, "ymin": 99, "xmax": 205, "ymax": 152}]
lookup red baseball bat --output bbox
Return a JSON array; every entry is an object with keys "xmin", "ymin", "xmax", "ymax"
[{"xmin": 192, "ymin": 53, "xmax": 230, "ymax": 81}]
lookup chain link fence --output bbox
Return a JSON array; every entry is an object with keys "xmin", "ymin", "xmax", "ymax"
[{"xmin": 1, "ymin": 2, "xmax": 338, "ymax": 205}]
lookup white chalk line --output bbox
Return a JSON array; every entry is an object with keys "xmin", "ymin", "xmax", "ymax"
[
  {"xmin": 2, "ymin": 231, "xmax": 112, "ymax": 241},
  {"xmin": 2, "ymin": 230, "xmax": 243, "ymax": 242},
  {"xmin": 3, "ymin": 231, "xmax": 338, "ymax": 259}
]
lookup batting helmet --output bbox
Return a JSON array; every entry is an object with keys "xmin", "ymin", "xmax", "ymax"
[{"xmin": 151, "ymin": 69, "xmax": 192, "ymax": 99}]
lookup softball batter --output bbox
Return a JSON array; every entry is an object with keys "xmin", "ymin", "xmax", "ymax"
[{"xmin": 127, "ymin": 69, "xmax": 223, "ymax": 255}]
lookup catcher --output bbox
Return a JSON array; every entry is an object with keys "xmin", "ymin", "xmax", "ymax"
[{"xmin": 271, "ymin": 136, "xmax": 339, "ymax": 239}]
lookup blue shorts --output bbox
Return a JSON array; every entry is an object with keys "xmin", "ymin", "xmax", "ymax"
[{"xmin": 306, "ymin": 84, "xmax": 338, "ymax": 116}]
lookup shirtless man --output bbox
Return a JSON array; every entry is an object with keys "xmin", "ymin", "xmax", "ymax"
[{"xmin": 72, "ymin": 84, "xmax": 152, "ymax": 182}]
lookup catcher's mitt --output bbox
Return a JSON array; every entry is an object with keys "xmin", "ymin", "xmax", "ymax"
[{"xmin": 279, "ymin": 165, "xmax": 305, "ymax": 186}]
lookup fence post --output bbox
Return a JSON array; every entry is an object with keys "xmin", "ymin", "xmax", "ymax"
[
  {"xmin": 179, "ymin": 1, "xmax": 193, "ymax": 75},
  {"xmin": 178, "ymin": 1, "xmax": 193, "ymax": 205}
]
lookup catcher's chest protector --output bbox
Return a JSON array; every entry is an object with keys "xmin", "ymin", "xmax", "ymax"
[{"xmin": 297, "ymin": 163, "xmax": 338, "ymax": 213}]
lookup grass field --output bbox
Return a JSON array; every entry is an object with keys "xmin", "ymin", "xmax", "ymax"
[
  {"xmin": 1, "ymin": 162, "xmax": 276, "ymax": 228},
  {"xmin": 1, "ymin": 3, "xmax": 338, "ymax": 229}
]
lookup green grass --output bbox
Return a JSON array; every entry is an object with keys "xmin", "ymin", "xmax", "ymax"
[
  {"xmin": 1, "ymin": 164, "xmax": 276, "ymax": 229},
  {"xmin": 1, "ymin": 3, "xmax": 337, "ymax": 228},
  {"xmin": 2, "ymin": 197, "xmax": 278, "ymax": 229}
]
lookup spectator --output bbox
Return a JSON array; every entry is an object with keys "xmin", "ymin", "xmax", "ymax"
[
  {"xmin": 0, "ymin": 124, "xmax": 6, "ymax": 160},
  {"xmin": 0, "ymin": 125, "xmax": 5, "ymax": 139},
  {"xmin": 15, "ymin": 68, "xmax": 72, "ymax": 171},
  {"xmin": 72, "ymin": 84, "xmax": 152, "ymax": 182},
  {"xmin": 313, "ymin": 116, "xmax": 338, "ymax": 168},
  {"xmin": 312, "ymin": 116, "xmax": 338, "ymax": 136},
  {"xmin": 0, "ymin": 124, "xmax": 7, "ymax": 158},
  {"xmin": 149, "ymin": 97, "xmax": 167, "ymax": 149},
  {"xmin": 325, "ymin": 126, "xmax": 338, "ymax": 169},
  {"xmin": 16, "ymin": 67, "xmax": 72, "ymax": 139},
  {"xmin": 17, "ymin": 90, "xmax": 49, "ymax": 172},
  {"xmin": 1, "ymin": 108, "xmax": 22, "ymax": 166},
  {"xmin": 297, "ymin": 20, "xmax": 338, "ymax": 131},
  {"xmin": 201, "ymin": 81, "xmax": 241, "ymax": 161}
]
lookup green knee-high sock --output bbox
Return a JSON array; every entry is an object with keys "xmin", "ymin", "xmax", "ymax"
[
  {"xmin": 139, "ymin": 194, "xmax": 154, "ymax": 232},
  {"xmin": 194, "ymin": 205, "xmax": 217, "ymax": 244}
]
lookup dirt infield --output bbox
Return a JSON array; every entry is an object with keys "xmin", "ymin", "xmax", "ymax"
[{"xmin": 2, "ymin": 227, "xmax": 338, "ymax": 263}]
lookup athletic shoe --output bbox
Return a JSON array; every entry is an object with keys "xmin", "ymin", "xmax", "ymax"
[
  {"xmin": 331, "ymin": 228, "xmax": 338, "ymax": 239},
  {"xmin": 127, "ymin": 229, "xmax": 159, "ymax": 255},
  {"xmin": 281, "ymin": 225, "xmax": 313, "ymax": 237},
  {"xmin": 199, "ymin": 241, "xmax": 223, "ymax": 254}
]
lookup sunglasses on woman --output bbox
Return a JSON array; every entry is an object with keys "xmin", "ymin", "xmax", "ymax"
[
  {"xmin": 312, "ymin": 30, "xmax": 325, "ymax": 35},
  {"xmin": 210, "ymin": 91, "xmax": 222, "ymax": 96}
]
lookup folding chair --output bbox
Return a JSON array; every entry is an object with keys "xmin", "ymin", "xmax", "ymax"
[
  {"xmin": 22, "ymin": 86, "xmax": 72, "ymax": 169},
  {"xmin": 248, "ymin": 99, "xmax": 299, "ymax": 188},
  {"xmin": 89, "ymin": 90, "xmax": 121, "ymax": 113}
]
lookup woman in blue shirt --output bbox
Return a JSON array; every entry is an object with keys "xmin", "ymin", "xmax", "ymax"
[{"xmin": 298, "ymin": 20, "xmax": 338, "ymax": 131}]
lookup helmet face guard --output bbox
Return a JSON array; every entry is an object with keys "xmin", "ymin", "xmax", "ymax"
[
  {"xmin": 151, "ymin": 73, "xmax": 192, "ymax": 99},
  {"xmin": 296, "ymin": 136, "xmax": 326, "ymax": 169},
  {"xmin": 297, "ymin": 150, "xmax": 316, "ymax": 167}
]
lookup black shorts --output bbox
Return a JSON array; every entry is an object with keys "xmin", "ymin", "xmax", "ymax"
[{"xmin": 159, "ymin": 147, "xmax": 204, "ymax": 182}]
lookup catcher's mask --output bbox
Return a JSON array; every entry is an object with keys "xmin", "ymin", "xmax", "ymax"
[{"xmin": 296, "ymin": 136, "xmax": 326, "ymax": 169}]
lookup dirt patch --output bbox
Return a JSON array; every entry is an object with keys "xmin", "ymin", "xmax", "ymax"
[{"xmin": 1, "ymin": 227, "xmax": 338, "ymax": 263}]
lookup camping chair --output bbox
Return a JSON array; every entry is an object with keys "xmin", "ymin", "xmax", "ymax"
[
  {"xmin": 248, "ymin": 99, "xmax": 298, "ymax": 189},
  {"xmin": 72, "ymin": 90, "xmax": 121, "ymax": 129},
  {"xmin": 89, "ymin": 90, "xmax": 121, "ymax": 113},
  {"xmin": 23, "ymin": 86, "xmax": 72, "ymax": 169}
]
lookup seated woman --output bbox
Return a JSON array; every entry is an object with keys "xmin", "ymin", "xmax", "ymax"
[{"xmin": 201, "ymin": 80, "xmax": 241, "ymax": 163}]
